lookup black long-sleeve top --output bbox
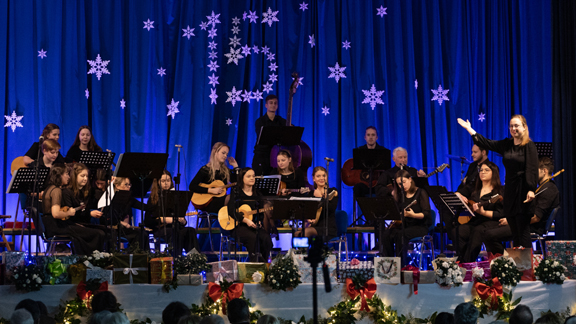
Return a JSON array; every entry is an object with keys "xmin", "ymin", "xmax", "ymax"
[
  {"xmin": 188, "ymin": 166, "xmax": 237, "ymax": 194},
  {"xmin": 61, "ymin": 188, "xmax": 94, "ymax": 224},
  {"xmin": 466, "ymin": 188, "xmax": 504, "ymax": 226},
  {"xmin": 271, "ymin": 168, "xmax": 307, "ymax": 195},
  {"xmin": 309, "ymin": 188, "xmax": 339, "ymax": 238},
  {"xmin": 357, "ymin": 143, "xmax": 387, "ymax": 150},
  {"xmin": 65, "ymin": 144, "xmax": 103, "ymax": 163},
  {"xmin": 457, "ymin": 159, "xmax": 491, "ymax": 198},
  {"xmin": 253, "ymin": 114, "xmax": 287, "ymax": 154},
  {"xmin": 100, "ymin": 194, "xmax": 153, "ymax": 226},
  {"xmin": 530, "ymin": 180, "xmax": 560, "ymax": 235},
  {"xmin": 399, "ymin": 188, "xmax": 431, "ymax": 229},
  {"xmin": 25, "ymin": 142, "xmax": 66, "ymax": 164},
  {"xmin": 472, "ymin": 134, "xmax": 539, "ymax": 216},
  {"xmin": 226, "ymin": 188, "xmax": 266, "ymax": 224}
]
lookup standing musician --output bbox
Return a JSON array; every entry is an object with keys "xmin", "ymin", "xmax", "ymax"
[
  {"xmin": 453, "ymin": 161, "xmax": 504, "ymax": 262},
  {"xmin": 353, "ymin": 126, "xmax": 387, "ymax": 199},
  {"xmin": 189, "ymin": 142, "xmax": 238, "ymax": 213},
  {"xmin": 62, "ymin": 163, "xmax": 105, "ymax": 225},
  {"xmin": 295, "ymin": 166, "xmax": 339, "ymax": 240},
  {"xmin": 271, "ymin": 149, "xmax": 307, "ymax": 196},
  {"xmin": 146, "ymin": 170, "xmax": 200, "ymax": 253},
  {"xmin": 65, "ymin": 126, "xmax": 103, "ymax": 163},
  {"xmin": 458, "ymin": 115, "xmax": 539, "ymax": 249},
  {"xmin": 483, "ymin": 157, "xmax": 560, "ymax": 254},
  {"xmin": 23, "ymin": 123, "xmax": 65, "ymax": 166},
  {"xmin": 376, "ymin": 147, "xmax": 425, "ymax": 197},
  {"xmin": 227, "ymin": 167, "xmax": 273, "ymax": 262},
  {"xmin": 381, "ymin": 170, "xmax": 430, "ymax": 257},
  {"xmin": 41, "ymin": 164, "xmax": 105, "ymax": 255},
  {"xmin": 252, "ymin": 94, "xmax": 286, "ymax": 176}
]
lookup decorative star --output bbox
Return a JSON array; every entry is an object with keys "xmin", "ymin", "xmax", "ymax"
[
  {"xmin": 262, "ymin": 7, "xmax": 280, "ymax": 27},
  {"xmin": 269, "ymin": 73, "xmax": 278, "ymax": 83},
  {"xmin": 225, "ymin": 118, "xmax": 233, "ymax": 126},
  {"xmin": 252, "ymin": 45, "xmax": 260, "ymax": 54},
  {"xmin": 209, "ymin": 88, "xmax": 218, "ymax": 105},
  {"xmin": 199, "ymin": 21, "xmax": 209, "ymax": 31},
  {"xmin": 261, "ymin": 46, "xmax": 270, "ymax": 54},
  {"xmin": 242, "ymin": 11, "xmax": 248, "ymax": 21},
  {"xmin": 229, "ymin": 36, "xmax": 241, "ymax": 48},
  {"xmin": 431, "ymin": 84, "xmax": 450, "ymax": 106},
  {"xmin": 241, "ymin": 90, "xmax": 252, "ymax": 103},
  {"xmin": 415, "ymin": 79, "xmax": 418, "ymax": 89},
  {"xmin": 208, "ymin": 73, "xmax": 219, "ymax": 87},
  {"xmin": 292, "ymin": 76, "xmax": 304, "ymax": 86},
  {"xmin": 321, "ymin": 105, "xmax": 330, "ymax": 116},
  {"xmin": 362, "ymin": 84, "xmax": 385, "ymax": 110},
  {"xmin": 157, "ymin": 67, "xmax": 166, "ymax": 77},
  {"xmin": 207, "ymin": 60, "xmax": 220, "ymax": 72},
  {"xmin": 263, "ymin": 82, "xmax": 273, "ymax": 93},
  {"xmin": 299, "ymin": 2, "xmax": 309, "ymax": 11},
  {"xmin": 376, "ymin": 6, "xmax": 387, "ymax": 18},
  {"xmin": 166, "ymin": 98, "xmax": 180, "ymax": 119},
  {"xmin": 208, "ymin": 41, "xmax": 218, "ymax": 50},
  {"xmin": 268, "ymin": 62, "xmax": 278, "ymax": 71},
  {"xmin": 232, "ymin": 17, "xmax": 241, "ymax": 25},
  {"xmin": 342, "ymin": 40, "xmax": 351, "ymax": 50},
  {"xmin": 241, "ymin": 44, "xmax": 252, "ymax": 56},
  {"xmin": 267, "ymin": 53, "xmax": 276, "ymax": 61},
  {"xmin": 85, "ymin": 88, "xmax": 90, "ymax": 99},
  {"xmin": 478, "ymin": 112, "xmax": 486, "ymax": 122},
  {"xmin": 208, "ymin": 51, "xmax": 218, "ymax": 59},
  {"xmin": 224, "ymin": 48, "xmax": 244, "ymax": 65},
  {"xmin": 87, "ymin": 54, "xmax": 110, "ymax": 81},
  {"xmin": 226, "ymin": 86, "xmax": 242, "ymax": 106},
  {"xmin": 208, "ymin": 28, "xmax": 217, "ymax": 39},
  {"xmin": 308, "ymin": 34, "xmax": 315, "ymax": 48},
  {"xmin": 252, "ymin": 89, "xmax": 263, "ymax": 102},
  {"xmin": 328, "ymin": 62, "xmax": 347, "ymax": 83},
  {"xmin": 38, "ymin": 49, "xmax": 47, "ymax": 59},
  {"xmin": 231, "ymin": 26, "xmax": 240, "ymax": 35},
  {"xmin": 4, "ymin": 111, "xmax": 24, "ymax": 132},
  {"xmin": 182, "ymin": 26, "xmax": 195, "ymax": 39},
  {"xmin": 143, "ymin": 19, "xmax": 154, "ymax": 31},
  {"xmin": 120, "ymin": 99, "xmax": 126, "ymax": 109},
  {"xmin": 246, "ymin": 11, "xmax": 259, "ymax": 23},
  {"xmin": 206, "ymin": 11, "xmax": 221, "ymax": 27}
]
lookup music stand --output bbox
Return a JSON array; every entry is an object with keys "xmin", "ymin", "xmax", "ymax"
[
  {"xmin": 352, "ymin": 148, "xmax": 391, "ymax": 226},
  {"xmin": 271, "ymin": 197, "xmax": 321, "ymax": 240},
  {"xmin": 255, "ymin": 175, "xmax": 282, "ymax": 196},
  {"xmin": 356, "ymin": 197, "xmax": 402, "ymax": 258},
  {"xmin": 427, "ymin": 186, "xmax": 450, "ymax": 253},
  {"xmin": 79, "ymin": 151, "xmax": 116, "ymax": 170},
  {"xmin": 7, "ymin": 167, "xmax": 50, "ymax": 256},
  {"xmin": 439, "ymin": 192, "xmax": 474, "ymax": 257},
  {"xmin": 101, "ymin": 190, "xmax": 132, "ymax": 250},
  {"xmin": 534, "ymin": 142, "xmax": 553, "ymax": 159},
  {"xmin": 163, "ymin": 190, "xmax": 193, "ymax": 257},
  {"xmin": 257, "ymin": 126, "xmax": 304, "ymax": 146}
]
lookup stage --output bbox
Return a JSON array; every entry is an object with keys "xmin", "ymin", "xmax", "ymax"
[{"xmin": 1, "ymin": 280, "xmax": 574, "ymax": 323}]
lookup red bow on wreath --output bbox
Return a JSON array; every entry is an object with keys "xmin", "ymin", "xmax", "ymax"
[
  {"xmin": 401, "ymin": 265, "xmax": 420, "ymax": 295},
  {"xmin": 346, "ymin": 278, "xmax": 377, "ymax": 312},
  {"xmin": 474, "ymin": 277, "xmax": 503, "ymax": 309},
  {"xmin": 76, "ymin": 280, "xmax": 109, "ymax": 308},
  {"xmin": 208, "ymin": 282, "xmax": 244, "ymax": 315}
]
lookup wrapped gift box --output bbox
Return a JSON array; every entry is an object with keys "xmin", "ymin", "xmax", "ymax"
[
  {"xmin": 113, "ymin": 254, "xmax": 149, "ymax": 284},
  {"xmin": 292, "ymin": 254, "xmax": 337, "ymax": 284},
  {"xmin": 401, "ymin": 271, "xmax": 436, "ymax": 284},
  {"xmin": 546, "ymin": 241, "xmax": 576, "ymax": 278},
  {"xmin": 177, "ymin": 274, "xmax": 203, "ymax": 286},
  {"xmin": 2, "ymin": 251, "xmax": 27, "ymax": 283},
  {"xmin": 37, "ymin": 255, "xmax": 79, "ymax": 285},
  {"xmin": 68, "ymin": 264, "xmax": 87, "ymax": 285},
  {"xmin": 237, "ymin": 262, "xmax": 269, "ymax": 283},
  {"xmin": 206, "ymin": 260, "xmax": 239, "ymax": 282},
  {"xmin": 459, "ymin": 261, "xmax": 491, "ymax": 282},
  {"xmin": 150, "ymin": 257, "xmax": 173, "ymax": 284},
  {"xmin": 506, "ymin": 248, "xmax": 535, "ymax": 281},
  {"xmin": 373, "ymin": 257, "xmax": 401, "ymax": 284},
  {"xmin": 86, "ymin": 268, "xmax": 113, "ymax": 284},
  {"xmin": 338, "ymin": 260, "xmax": 374, "ymax": 283}
]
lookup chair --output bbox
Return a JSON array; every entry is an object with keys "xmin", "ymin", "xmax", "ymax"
[
  {"xmin": 0, "ymin": 215, "xmax": 14, "ymax": 251},
  {"xmin": 408, "ymin": 210, "xmax": 436, "ymax": 270},
  {"xmin": 531, "ymin": 206, "xmax": 560, "ymax": 256},
  {"xmin": 219, "ymin": 230, "xmax": 248, "ymax": 261},
  {"xmin": 328, "ymin": 210, "xmax": 349, "ymax": 262},
  {"xmin": 196, "ymin": 211, "xmax": 217, "ymax": 251},
  {"xmin": 31, "ymin": 208, "xmax": 76, "ymax": 256}
]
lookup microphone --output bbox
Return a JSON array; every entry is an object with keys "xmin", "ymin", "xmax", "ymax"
[
  {"xmin": 39, "ymin": 135, "xmax": 45, "ymax": 144},
  {"xmin": 324, "ymin": 157, "xmax": 334, "ymax": 162},
  {"xmin": 175, "ymin": 144, "xmax": 182, "ymax": 148},
  {"xmin": 400, "ymin": 164, "xmax": 404, "ymax": 170}
]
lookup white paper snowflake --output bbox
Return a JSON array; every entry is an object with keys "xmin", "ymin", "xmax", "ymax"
[
  {"xmin": 262, "ymin": 7, "xmax": 279, "ymax": 27},
  {"xmin": 120, "ymin": 99, "xmax": 126, "ymax": 109},
  {"xmin": 261, "ymin": 46, "xmax": 270, "ymax": 54},
  {"xmin": 209, "ymin": 51, "xmax": 218, "ymax": 59},
  {"xmin": 292, "ymin": 76, "xmax": 304, "ymax": 86},
  {"xmin": 267, "ymin": 53, "xmax": 276, "ymax": 61},
  {"xmin": 229, "ymin": 36, "xmax": 241, "ymax": 48},
  {"xmin": 268, "ymin": 62, "xmax": 278, "ymax": 71},
  {"xmin": 208, "ymin": 28, "xmax": 217, "ymax": 39},
  {"xmin": 224, "ymin": 48, "xmax": 244, "ymax": 65},
  {"xmin": 182, "ymin": 26, "xmax": 195, "ymax": 39},
  {"xmin": 246, "ymin": 11, "xmax": 259, "ymax": 23},
  {"xmin": 4, "ymin": 111, "xmax": 23, "ymax": 132},
  {"xmin": 231, "ymin": 26, "xmax": 240, "ymax": 35},
  {"xmin": 269, "ymin": 73, "xmax": 278, "ymax": 83},
  {"xmin": 232, "ymin": 17, "xmax": 241, "ymax": 25},
  {"xmin": 207, "ymin": 11, "xmax": 221, "ymax": 27},
  {"xmin": 225, "ymin": 118, "xmax": 233, "ymax": 126},
  {"xmin": 199, "ymin": 21, "xmax": 209, "ymax": 31},
  {"xmin": 226, "ymin": 86, "xmax": 242, "ymax": 106},
  {"xmin": 167, "ymin": 99, "xmax": 180, "ymax": 119},
  {"xmin": 208, "ymin": 73, "xmax": 219, "ymax": 87},
  {"xmin": 321, "ymin": 106, "xmax": 330, "ymax": 116},
  {"xmin": 209, "ymin": 88, "xmax": 218, "ymax": 105},
  {"xmin": 157, "ymin": 67, "xmax": 166, "ymax": 77},
  {"xmin": 242, "ymin": 12, "xmax": 247, "ymax": 21},
  {"xmin": 300, "ymin": 2, "xmax": 309, "ymax": 11},
  {"xmin": 414, "ymin": 79, "xmax": 418, "ymax": 89},
  {"xmin": 362, "ymin": 84, "xmax": 385, "ymax": 110},
  {"xmin": 38, "ymin": 49, "xmax": 47, "ymax": 59},
  {"xmin": 478, "ymin": 112, "xmax": 486, "ymax": 122},
  {"xmin": 376, "ymin": 6, "xmax": 387, "ymax": 18},
  {"xmin": 308, "ymin": 35, "xmax": 315, "ymax": 48},
  {"xmin": 85, "ymin": 89, "xmax": 90, "ymax": 99},
  {"xmin": 328, "ymin": 62, "xmax": 346, "ymax": 83},
  {"xmin": 87, "ymin": 54, "xmax": 110, "ymax": 81},
  {"xmin": 252, "ymin": 89, "xmax": 263, "ymax": 102},
  {"xmin": 252, "ymin": 46, "xmax": 260, "ymax": 54},
  {"xmin": 208, "ymin": 41, "xmax": 218, "ymax": 50},
  {"xmin": 143, "ymin": 19, "xmax": 154, "ymax": 31},
  {"xmin": 241, "ymin": 45, "xmax": 252, "ymax": 56},
  {"xmin": 431, "ymin": 84, "xmax": 450, "ymax": 106},
  {"xmin": 241, "ymin": 90, "xmax": 252, "ymax": 102},
  {"xmin": 263, "ymin": 82, "xmax": 273, "ymax": 93},
  {"xmin": 342, "ymin": 40, "xmax": 351, "ymax": 50},
  {"xmin": 208, "ymin": 60, "xmax": 220, "ymax": 72}
]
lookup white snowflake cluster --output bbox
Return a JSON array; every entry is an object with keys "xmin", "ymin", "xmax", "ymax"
[
  {"xmin": 328, "ymin": 62, "xmax": 346, "ymax": 83},
  {"xmin": 87, "ymin": 54, "xmax": 110, "ymax": 81},
  {"xmin": 4, "ymin": 111, "xmax": 24, "ymax": 132},
  {"xmin": 431, "ymin": 84, "xmax": 450, "ymax": 106},
  {"xmin": 362, "ymin": 84, "xmax": 385, "ymax": 110}
]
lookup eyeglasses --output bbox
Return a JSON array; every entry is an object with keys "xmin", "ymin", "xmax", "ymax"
[
  {"xmin": 122, "ymin": 183, "xmax": 132, "ymax": 187},
  {"xmin": 478, "ymin": 169, "xmax": 491, "ymax": 173}
]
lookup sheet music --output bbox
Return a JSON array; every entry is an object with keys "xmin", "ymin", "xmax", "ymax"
[
  {"xmin": 97, "ymin": 183, "xmax": 116, "ymax": 209},
  {"xmin": 288, "ymin": 197, "xmax": 321, "ymax": 202},
  {"xmin": 454, "ymin": 194, "xmax": 475, "ymax": 215}
]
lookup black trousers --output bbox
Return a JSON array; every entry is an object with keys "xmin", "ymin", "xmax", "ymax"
[
  {"xmin": 453, "ymin": 221, "xmax": 499, "ymax": 263},
  {"xmin": 232, "ymin": 224, "xmax": 273, "ymax": 262},
  {"xmin": 43, "ymin": 216, "xmax": 106, "ymax": 255},
  {"xmin": 483, "ymin": 225, "xmax": 513, "ymax": 255},
  {"xmin": 154, "ymin": 227, "xmax": 200, "ymax": 253},
  {"xmin": 507, "ymin": 213, "xmax": 532, "ymax": 248},
  {"xmin": 382, "ymin": 225, "xmax": 428, "ymax": 257}
]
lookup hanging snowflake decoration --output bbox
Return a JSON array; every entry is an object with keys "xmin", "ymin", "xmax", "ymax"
[
  {"xmin": 328, "ymin": 62, "xmax": 346, "ymax": 83},
  {"xmin": 263, "ymin": 82, "xmax": 273, "ymax": 93},
  {"xmin": 262, "ymin": 7, "xmax": 279, "ymax": 27},
  {"xmin": 209, "ymin": 51, "xmax": 218, "ymax": 59},
  {"xmin": 182, "ymin": 26, "xmax": 195, "ymax": 39},
  {"xmin": 431, "ymin": 84, "xmax": 450, "ymax": 106},
  {"xmin": 206, "ymin": 11, "xmax": 221, "ymax": 28},
  {"xmin": 231, "ymin": 26, "xmax": 240, "ymax": 35},
  {"xmin": 246, "ymin": 11, "xmax": 259, "ymax": 23},
  {"xmin": 232, "ymin": 17, "xmax": 241, "ymax": 25},
  {"xmin": 208, "ymin": 41, "xmax": 218, "ymax": 50},
  {"xmin": 308, "ymin": 35, "xmax": 315, "ymax": 48},
  {"xmin": 85, "ymin": 89, "xmax": 90, "ymax": 99},
  {"xmin": 4, "ymin": 111, "xmax": 24, "ymax": 132},
  {"xmin": 478, "ymin": 112, "xmax": 486, "ymax": 122},
  {"xmin": 208, "ymin": 28, "xmax": 217, "ymax": 39},
  {"xmin": 199, "ymin": 21, "xmax": 209, "ymax": 31},
  {"xmin": 241, "ymin": 90, "xmax": 252, "ymax": 103},
  {"xmin": 208, "ymin": 60, "xmax": 220, "ymax": 72},
  {"xmin": 38, "ymin": 49, "xmax": 47, "ymax": 59},
  {"xmin": 252, "ymin": 45, "xmax": 260, "ymax": 54},
  {"xmin": 157, "ymin": 67, "xmax": 166, "ymax": 77},
  {"xmin": 241, "ymin": 45, "xmax": 252, "ymax": 56},
  {"xmin": 321, "ymin": 106, "xmax": 330, "ymax": 116},
  {"xmin": 267, "ymin": 53, "xmax": 276, "ymax": 61},
  {"xmin": 268, "ymin": 73, "xmax": 278, "ymax": 83},
  {"xmin": 209, "ymin": 88, "xmax": 218, "ymax": 105},
  {"xmin": 292, "ymin": 76, "xmax": 304, "ymax": 86},
  {"xmin": 87, "ymin": 54, "xmax": 110, "ymax": 81},
  {"xmin": 143, "ymin": 19, "xmax": 154, "ymax": 31},
  {"xmin": 252, "ymin": 89, "xmax": 263, "ymax": 102},
  {"xmin": 226, "ymin": 86, "xmax": 242, "ymax": 106},
  {"xmin": 415, "ymin": 79, "xmax": 418, "ymax": 89},
  {"xmin": 300, "ymin": 2, "xmax": 309, "ymax": 11},
  {"xmin": 269, "ymin": 62, "xmax": 278, "ymax": 71},
  {"xmin": 167, "ymin": 99, "xmax": 180, "ymax": 119},
  {"xmin": 261, "ymin": 46, "xmax": 270, "ymax": 55},
  {"xmin": 376, "ymin": 6, "xmax": 387, "ymax": 18},
  {"xmin": 229, "ymin": 36, "xmax": 241, "ymax": 48},
  {"xmin": 224, "ymin": 48, "xmax": 244, "ymax": 65},
  {"xmin": 225, "ymin": 118, "xmax": 233, "ymax": 126},
  {"xmin": 120, "ymin": 99, "xmax": 126, "ymax": 109},
  {"xmin": 208, "ymin": 73, "xmax": 219, "ymax": 87},
  {"xmin": 362, "ymin": 84, "xmax": 385, "ymax": 110},
  {"xmin": 342, "ymin": 40, "xmax": 351, "ymax": 50}
]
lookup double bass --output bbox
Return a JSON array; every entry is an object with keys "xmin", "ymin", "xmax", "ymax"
[{"xmin": 269, "ymin": 72, "xmax": 313, "ymax": 186}]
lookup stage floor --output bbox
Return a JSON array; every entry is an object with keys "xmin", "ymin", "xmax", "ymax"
[{"xmin": 1, "ymin": 280, "xmax": 574, "ymax": 323}]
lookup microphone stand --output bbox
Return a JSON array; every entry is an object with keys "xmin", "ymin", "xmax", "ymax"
[
  {"xmin": 175, "ymin": 145, "xmax": 182, "ymax": 191},
  {"xmin": 398, "ymin": 171, "xmax": 407, "ymax": 266},
  {"xmin": 27, "ymin": 138, "xmax": 44, "ymax": 256},
  {"xmin": 323, "ymin": 159, "xmax": 331, "ymax": 241},
  {"xmin": 233, "ymin": 167, "xmax": 241, "ymax": 260}
]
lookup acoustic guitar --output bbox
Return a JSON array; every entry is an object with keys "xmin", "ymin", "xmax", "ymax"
[
  {"xmin": 458, "ymin": 194, "xmax": 502, "ymax": 225},
  {"xmin": 391, "ymin": 199, "xmax": 418, "ymax": 227},
  {"xmin": 425, "ymin": 164, "xmax": 450, "ymax": 178},
  {"xmin": 11, "ymin": 156, "xmax": 26, "ymax": 175},
  {"xmin": 191, "ymin": 180, "xmax": 237, "ymax": 209},
  {"xmin": 340, "ymin": 158, "xmax": 379, "ymax": 187},
  {"xmin": 309, "ymin": 190, "xmax": 338, "ymax": 226},
  {"xmin": 217, "ymin": 204, "xmax": 274, "ymax": 231},
  {"xmin": 278, "ymin": 181, "xmax": 311, "ymax": 196}
]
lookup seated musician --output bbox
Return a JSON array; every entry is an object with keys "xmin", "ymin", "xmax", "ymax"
[
  {"xmin": 295, "ymin": 166, "xmax": 339, "ymax": 240},
  {"xmin": 65, "ymin": 126, "xmax": 103, "ymax": 163},
  {"xmin": 376, "ymin": 147, "xmax": 425, "ymax": 198},
  {"xmin": 456, "ymin": 144, "xmax": 490, "ymax": 198},
  {"xmin": 381, "ymin": 170, "xmax": 430, "ymax": 257},
  {"xmin": 353, "ymin": 126, "xmax": 386, "ymax": 199},
  {"xmin": 41, "ymin": 164, "xmax": 105, "ymax": 255},
  {"xmin": 27, "ymin": 139, "xmax": 61, "ymax": 169},
  {"xmin": 453, "ymin": 161, "xmax": 504, "ymax": 262},
  {"xmin": 251, "ymin": 94, "xmax": 286, "ymax": 176},
  {"xmin": 62, "ymin": 163, "xmax": 105, "ymax": 225},
  {"xmin": 23, "ymin": 123, "xmax": 65, "ymax": 166},
  {"xmin": 189, "ymin": 142, "xmax": 238, "ymax": 213},
  {"xmin": 483, "ymin": 157, "xmax": 560, "ymax": 255},
  {"xmin": 227, "ymin": 167, "xmax": 273, "ymax": 262},
  {"xmin": 271, "ymin": 149, "xmax": 308, "ymax": 196},
  {"xmin": 145, "ymin": 170, "xmax": 200, "ymax": 253}
]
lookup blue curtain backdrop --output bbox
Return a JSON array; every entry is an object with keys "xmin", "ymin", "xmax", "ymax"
[{"xmin": 1, "ymin": 1, "xmax": 552, "ymax": 229}]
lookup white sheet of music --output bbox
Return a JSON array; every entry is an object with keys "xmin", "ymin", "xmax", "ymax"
[
  {"xmin": 97, "ymin": 183, "xmax": 115, "ymax": 209},
  {"xmin": 288, "ymin": 197, "xmax": 321, "ymax": 201}
]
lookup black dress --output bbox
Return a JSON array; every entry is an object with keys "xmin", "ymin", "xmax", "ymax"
[
  {"xmin": 65, "ymin": 144, "xmax": 103, "ymax": 163},
  {"xmin": 251, "ymin": 113, "xmax": 287, "ymax": 176},
  {"xmin": 309, "ymin": 188, "xmax": 338, "ymax": 239},
  {"xmin": 472, "ymin": 133, "xmax": 539, "ymax": 248},
  {"xmin": 189, "ymin": 166, "xmax": 236, "ymax": 214}
]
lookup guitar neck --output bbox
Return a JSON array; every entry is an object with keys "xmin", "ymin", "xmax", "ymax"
[
  {"xmin": 245, "ymin": 206, "xmax": 274, "ymax": 216},
  {"xmin": 223, "ymin": 182, "xmax": 237, "ymax": 189}
]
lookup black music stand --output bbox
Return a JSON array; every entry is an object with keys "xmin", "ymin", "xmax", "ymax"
[
  {"xmin": 534, "ymin": 142, "xmax": 553, "ymax": 159},
  {"xmin": 427, "ymin": 186, "xmax": 450, "ymax": 253},
  {"xmin": 7, "ymin": 167, "xmax": 50, "ymax": 256},
  {"xmin": 439, "ymin": 192, "xmax": 474, "ymax": 257},
  {"xmin": 255, "ymin": 175, "xmax": 282, "ymax": 196},
  {"xmin": 356, "ymin": 197, "xmax": 402, "ymax": 259},
  {"xmin": 257, "ymin": 126, "xmax": 304, "ymax": 146},
  {"xmin": 79, "ymin": 151, "xmax": 116, "ymax": 170},
  {"xmin": 103, "ymin": 190, "xmax": 132, "ymax": 251},
  {"xmin": 270, "ymin": 197, "xmax": 320, "ymax": 240},
  {"xmin": 163, "ymin": 190, "xmax": 193, "ymax": 256}
]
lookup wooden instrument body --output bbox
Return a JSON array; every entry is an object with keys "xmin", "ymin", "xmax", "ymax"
[
  {"xmin": 60, "ymin": 204, "xmax": 85, "ymax": 221},
  {"xmin": 278, "ymin": 181, "xmax": 311, "ymax": 196},
  {"xmin": 340, "ymin": 158, "xmax": 379, "ymax": 187},
  {"xmin": 218, "ymin": 204, "xmax": 273, "ymax": 230},
  {"xmin": 458, "ymin": 194, "xmax": 502, "ymax": 225},
  {"xmin": 191, "ymin": 180, "xmax": 236, "ymax": 209},
  {"xmin": 310, "ymin": 190, "xmax": 338, "ymax": 226}
]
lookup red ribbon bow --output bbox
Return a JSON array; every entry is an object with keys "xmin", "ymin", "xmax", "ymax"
[
  {"xmin": 345, "ymin": 278, "xmax": 377, "ymax": 312},
  {"xmin": 208, "ymin": 282, "xmax": 244, "ymax": 315},
  {"xmin": 402, "ymin": 265, "xmax": 420, "ymax": 295},
  {"xmin": 474, "ymin": 277, "xmax": 503, "ymax": 309},
  {"xmin": 76, "ymin": 281, "xmax": 109, "ymax": 302}
]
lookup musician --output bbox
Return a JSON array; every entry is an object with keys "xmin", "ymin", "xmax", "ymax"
[
  {"xmin": 65, "ymin": 126, "xmax": 103, "ymax": 163},
  {"xmin": 381, "ymin": 170, "xmax": 430, "ymax": 257},
  {"xmin": 353, "ymin": 126, "xmax": 386, "ymax": 199},
  {"xmin": 62, "ymin": 163, "xmax": 104, "ymax": 225},
  {"xmin": 271, "ymin": 149, "xmax": 307, "ymax": 196},
  {"xmin": 295, "ymin": 166, "xmax": 339, "ymax": 239},
  {"xmin": 145, "ymin": 170, "xmax": 200, "ymax": 253},
  {"xmin": 252, "ymin": 94, "xmax": 286, "ymax": 176},
  {"xmin": 189, "ymin": 142, "xmax": 238, "ymax": 213},
  {"xmin": 227, "ymin": 167, "xmax": 273, "ymax": 262},
  {"xmin": 483, "ymin": 157, "xmax": 560, "ymax": 254},
  {"xmin": 456, "ymin": 144, "xmax": 490, "ymax": 198},
  {"xmin": 27, "ymin": 139, "xmax": 61, "ymax": 169},
  {"xmin": 376, "ymin": 147, "xmax": 425, "ymax": 197},
  {"xmin": 453, "ymin": 161, "xmax": 504, "ymax": 262},
  {"xmin": 23, "ymin": 123, "xmax": 65, "ymax": 166},
  {"xmin": 41, "ymin": 164, "xmax": 105, "ymax": 255}
]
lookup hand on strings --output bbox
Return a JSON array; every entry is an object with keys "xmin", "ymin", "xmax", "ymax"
[
  {"xmin": 472, "ymin": 203, "xmax": 480, "ymax": 212},
  {"xmin": 91, "ymin": 210, "xmax": 103, "ymax": 218},
  {"xmin": 523, "ymin": 191, "xmax": 535, "ymax": 203},
  {"xmin": 499, "ymin": 218, "xmax": 508, "ymax": 226},
  {"xmin": 455, "ymin": 192, "xmax": 468, "ymax": 204},
  {"xmin": 417, "ymin": 169, "xmax": 426, "ymax": 177},
  {"xmin": 228, "ymin": 157, "xmax": 239, "ymax": 168},
  {"xmin": 245, "ymin": 219, "xmax": 258, "ymax": 229},
  {"xmin": 404, "ymin": 208, "xmax": 414, "ymax": 218}
]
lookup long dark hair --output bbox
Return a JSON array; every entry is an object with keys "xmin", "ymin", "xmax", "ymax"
[
  {"xmin": 276, "ymin": 149, "xmax": 295, "ymax": 174},
  {"xmin": 71, "ymin": 125, "xmax": 101, "ymax": 151},
  {"xmin": 68, "ymin": 163, "xmax": 90, "ymax": 199},
  {"xmin": 47, "ymin": 164, "xmax": 68, "ymax": 187},
  {"xmin": 41, "ymin": 123, "xmax": 60, "ymax": 139},
  {"xmin": 474, "ymin": 161, "xmax": 502, "ymax": 194},
  {"xmin": 150, "ymin": 170, "xmax": 174, "ymax": 205},
  {"xmin": 237, "ymin": 167, "xmax": 254, "ymax": 189},
  {"xmin": 395, "ymin": 170, "xmax": 417, "ymax": 195}
]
